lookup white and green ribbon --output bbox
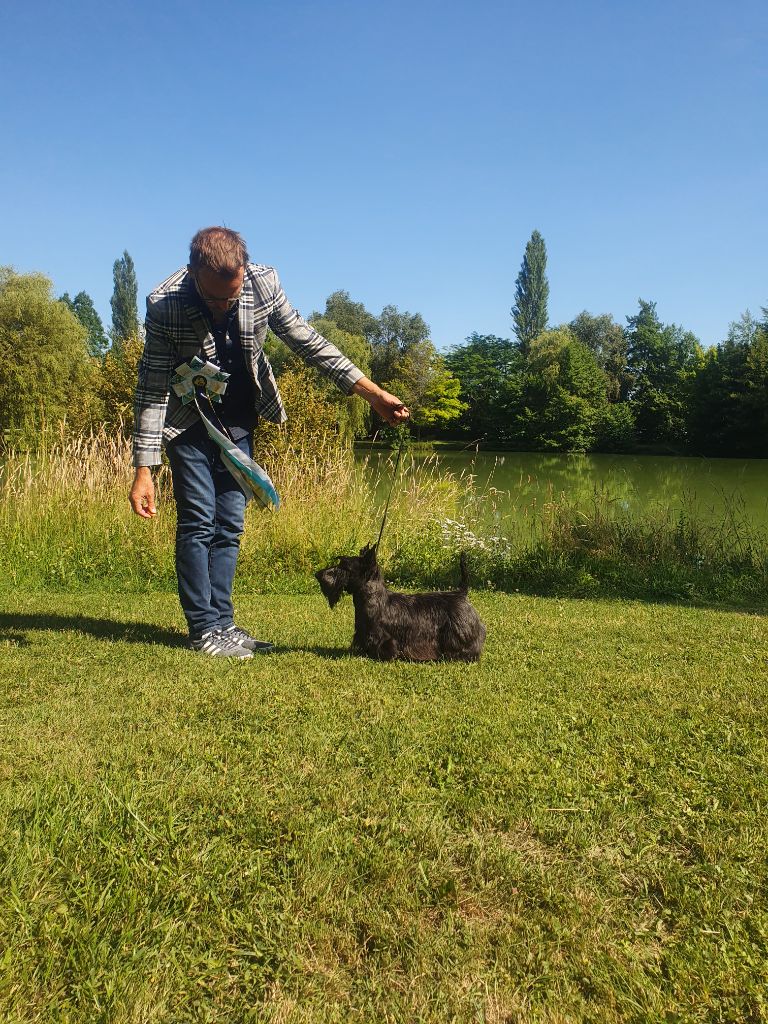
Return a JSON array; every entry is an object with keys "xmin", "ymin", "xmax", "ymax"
[
  {"xmin": 171, "ymin": 356, "xmax": 280, "ymax": 510},
  {"xmin": 171, "ymin": 355, "xmax": 229, "ymax": 405}
]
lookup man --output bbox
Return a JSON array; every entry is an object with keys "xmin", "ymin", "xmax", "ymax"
[{"xmin": 129, "ymin": 227, "xmax": 409, "ymax": 658}]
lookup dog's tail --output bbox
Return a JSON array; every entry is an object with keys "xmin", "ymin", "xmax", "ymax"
[{"xmin": 458, "ymin": 551, "xmax": 470, "ymax": 594}]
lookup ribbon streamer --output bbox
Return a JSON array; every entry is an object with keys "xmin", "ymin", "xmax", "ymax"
[{"xmin": 171, "ymin": 356, "xmax": 280, "ymax": 510}]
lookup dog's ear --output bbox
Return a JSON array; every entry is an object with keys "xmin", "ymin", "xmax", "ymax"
[{"xmin": 359, "ymin": 542, "xmax": 380, "ymax": 580}]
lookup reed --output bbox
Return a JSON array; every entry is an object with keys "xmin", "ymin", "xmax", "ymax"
[{"xmin": 2, "ymin": 430, "xmax": 767, "ymax": 607}]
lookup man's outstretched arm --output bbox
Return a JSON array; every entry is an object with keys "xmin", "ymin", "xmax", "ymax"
[{"xmin": 267, "ymin": 269, "xmax": 410, "ymax": 424}]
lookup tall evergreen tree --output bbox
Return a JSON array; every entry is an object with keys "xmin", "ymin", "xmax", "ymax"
[
  {"xmin": 110, "ymin": 250, "xmax": 139, "ymax": 343},
  {"xmin": 60, "ymin": 290, "xmax": 109, "ymax": 357},
  {"xmin": 511, "ymin": 230, "xmax": 549, "ymax": 354}
]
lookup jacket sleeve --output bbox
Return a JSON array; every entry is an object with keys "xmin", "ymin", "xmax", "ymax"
[
  {"xmin": 131, "ymin": 306, "xmax": 177, "ymax": 467},
  {"xmin": 267, "ymin": 269, "xmax": 364, "ymax": 394}
]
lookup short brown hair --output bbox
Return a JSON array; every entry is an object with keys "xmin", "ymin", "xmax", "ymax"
[{"xmin": 189, "ymin": 227, "xmax": 249, "ymax": 276}]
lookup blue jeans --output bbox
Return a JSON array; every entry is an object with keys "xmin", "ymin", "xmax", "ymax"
[{"xmin": 166, "ymin": 429, "xmax": 251, "ymax": 640}]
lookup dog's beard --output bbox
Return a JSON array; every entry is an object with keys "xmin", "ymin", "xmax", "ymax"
[{"xmin": 315, "ymin": 569, "xmax": 346, "ymax": 608}]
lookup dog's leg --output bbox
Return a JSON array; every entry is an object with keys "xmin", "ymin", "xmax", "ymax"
[{"xmin": 372, "ymin": 633, "xmax": 399, "ymax": 661}]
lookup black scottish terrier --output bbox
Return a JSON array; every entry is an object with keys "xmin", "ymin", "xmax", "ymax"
[{"xmin": 315, "ymin": 544, "xmax": 485, "ymax": 662}]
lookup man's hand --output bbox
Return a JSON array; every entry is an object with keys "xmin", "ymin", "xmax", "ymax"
[
  {"xmin": 352, "ymin": 377, "xmax": 410, "ymax": 427},
  {"xmin": 129, "ymin": 467, "xmax": 157, "ymax": 518}
]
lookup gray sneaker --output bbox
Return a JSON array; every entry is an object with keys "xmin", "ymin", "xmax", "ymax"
[
  {"xmin": 221, "ymin": 624, "xmax": 275, "ymax": 653},
  {"xmin": 190, "ymin": 628, "xmax": 253, "ymax": 659}
]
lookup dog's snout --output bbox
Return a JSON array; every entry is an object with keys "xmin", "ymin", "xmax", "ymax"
[{"xmin": 315, "ymin": 565, "xmax": 346, "ymax": 609}]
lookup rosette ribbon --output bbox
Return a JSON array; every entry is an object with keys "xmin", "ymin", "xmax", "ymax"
[{"xmin": 171, "ymin": 356, "xmax": 280, "ymax": 510}]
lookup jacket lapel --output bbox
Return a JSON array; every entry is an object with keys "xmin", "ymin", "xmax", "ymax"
[
  {"xmin": 239, "ymin": 266, "xmax": 257, "ymax": 382},
  {"xmin": 182, "ymin": 272, "xmax": 216, "ymax": 360}
]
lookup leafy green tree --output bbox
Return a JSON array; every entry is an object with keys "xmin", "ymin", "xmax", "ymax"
[
  {"xmin": 309, "ymin": 317, "xmax": 372, "ymax": 442},
  {"xmin": 510, "ymin": 328, "xmax": 608, "ymax": 451},
  {"xmin": 688, "ymin": 313, "xmax": 758, "ymax": 455},
  {"xmin": 110, "ymin": 250, "xmax": 139, "ymax": 343},
  {"xmin": 594, "ymin": 402, "xmax": 636, "ymax": 452},
  {"xmin": 728, "ymin": 309, "xmax": 762, "ymax": 348},
  {"xmin": 312, "ymin": 291, "xmax": 431, "ymax": 388},
  {"xmin": 0, "ymin": 267, "xmax": 98, "ymax": 441},
  {"xmin": 254, "ymin": 365, "xmax": 343, "ymax": 466},
  {"xmin": 624, "ymin": 300, "xmax": 703, "ymax": 449},
  {"xmin": 693, "ymin": 318, "xmax": 768, "ymax": 457},
  {"xmin": 311, "ymin": 290, "xmax": 378, "ymax": 341},
  {"xmin": 369, "ymin": 305, "xmax": 430, "ymax": 384},
  {"xmin": 385, "ymin": 340, "xmax": 466, "ymax": 437},
  {"xmin": 444, "ymin": 333, "xmax": 522, "ymax": 442},
  {"xmin": 688, "ymin": 346, "xmax": 730, "ymax": 454},
  {"xmin": 569, "ymin": 311, "xmax": 629, "ymax": 401},
  {"xmin": 264, "ymin": 319, "xmax": 373, "ymax": 444},
  {"xmin": 739, "ymin": 327, "xmax": 768, "ymax": 456},
  {"xmin": 511, "ymin": 230, "xmax": 549, "ymax": 354},
  {"xmin": 60, "ymin": 290, "xmax": 109, "ymax": 357}
]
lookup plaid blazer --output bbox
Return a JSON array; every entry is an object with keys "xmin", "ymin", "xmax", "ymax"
[{"xmin": 132, "ymin": 263, "xmax": 364, "ymax": 466}]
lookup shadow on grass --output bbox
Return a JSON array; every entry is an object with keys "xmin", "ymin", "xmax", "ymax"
[
  {"xmin": 0, "ymin": 612, "xmax": 186, "ymax": 648},
  {"xmin": 486, "ymin": 580, "xmax": 768, "ymax": 615},
  {"xmin": 291, "ymin": 644, "xmax": 354, "ymax": 660},
  {"xmin": 0, "ymin": 613, "xmax": 357, "ymax": 659}
]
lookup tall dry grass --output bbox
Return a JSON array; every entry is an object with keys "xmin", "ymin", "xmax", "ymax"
[
  {"xmin": 0, "ymin": 429, "xmax": 463, "ymax": 592},
  {"xmin": 1, "ymin": 428, "xmax": 172, "ymax": 589}
]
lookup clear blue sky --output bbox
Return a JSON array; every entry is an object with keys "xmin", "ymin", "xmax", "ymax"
[{"xmin": 2, "ymin": 0, "xmax": 766, "ymax": 350}]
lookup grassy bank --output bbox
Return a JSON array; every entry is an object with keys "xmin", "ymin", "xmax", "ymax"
[
  {"xmin": 1, "ymin": 590, "xmax": 767, "ymax": 1021},
  {"xmin": 1, "ymin": 432, "xmax": 767, "ymax": 608}
]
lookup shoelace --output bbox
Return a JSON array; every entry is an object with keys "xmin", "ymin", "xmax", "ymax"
[
  {"xmin": 227, "ymin": 625, "xmax": 253, "ymax": 643},
  {"xmin": 201, "ymin": 628, "xmax": 248, "ymax": 654}
]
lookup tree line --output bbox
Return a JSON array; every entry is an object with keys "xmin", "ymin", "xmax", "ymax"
[
  {"xmin": 1, "ymin": 238, "xmax": 766, "ymax": 457},
  {"xmin": 443, "ymin": 230, "xmax": 768, "ymax": 456}
]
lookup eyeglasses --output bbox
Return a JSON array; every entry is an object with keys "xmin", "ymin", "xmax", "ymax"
[{"xmin": 194, "ymin": 274, "xmax": 242, "ymax": 310}]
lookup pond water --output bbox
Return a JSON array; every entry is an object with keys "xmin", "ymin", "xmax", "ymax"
[{"xmin": 357, "ymin": 450, "xmax": 768, "ymax": 531}]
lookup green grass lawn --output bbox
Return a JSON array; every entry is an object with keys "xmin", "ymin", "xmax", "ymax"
[{"xmin": 1, "ymin": 591, "xmax": 767, "ymax": 1023}]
